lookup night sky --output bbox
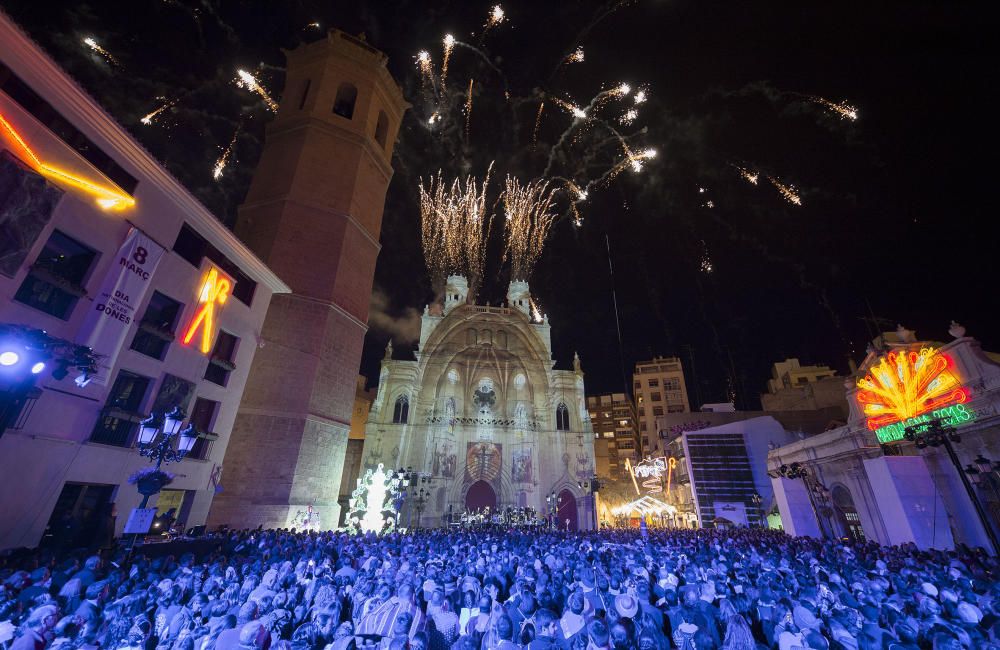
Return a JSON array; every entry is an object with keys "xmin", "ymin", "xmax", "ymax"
[{"xmin": 4, "ymin": 1, "xmax": 994, "ymax": 408}]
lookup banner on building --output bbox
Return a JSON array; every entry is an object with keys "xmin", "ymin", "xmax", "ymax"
[{"xmin": 77, "ymin": 227, "xmax": 165, "ymax": 384}]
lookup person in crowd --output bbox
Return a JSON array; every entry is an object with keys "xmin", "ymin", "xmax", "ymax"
[{"xmin": 4, "ymin": 526, "xmax": 1000, "ymax": 650}]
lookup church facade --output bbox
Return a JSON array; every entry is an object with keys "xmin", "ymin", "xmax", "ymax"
[{"xmin": 360, "ymin": 276, "xmax": 597, "ymax": 529}]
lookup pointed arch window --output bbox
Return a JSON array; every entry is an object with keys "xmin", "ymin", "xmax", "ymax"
[
  {"xmin": 333, "ymin": 82, "xmax": 358, "ymax": 119},
  {"xmin": 392, "ymin": 395, "xmax": 409, "ymax": 424},
  {"xmin": 556, "ymin": 402, "xmax": 570, "ymax": 431}
]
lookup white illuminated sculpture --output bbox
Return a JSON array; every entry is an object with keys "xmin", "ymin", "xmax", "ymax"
[{"xmin": 346, "ymin": 463, "xmax": 402, "ymax": 535}]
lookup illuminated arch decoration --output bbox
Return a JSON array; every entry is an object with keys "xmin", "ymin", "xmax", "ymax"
[
  {"xmin": 856, "ymin": 347, "xmax": 969, "ymax": 431},
  {"xmin": 181, "ymin": 265, "xmax": 233, "ymax": 354},
  {"xmin": 0, "ymin": 112, "xmax": 136, "ymax": 211}
]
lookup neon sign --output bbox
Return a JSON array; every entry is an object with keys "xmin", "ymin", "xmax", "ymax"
[
  {"xmin": 625, "ymin": 456, "xmax": 668, "ymax": 494},
  {"xmin": 874, "ymin": 402, "xmax": 976, "ymax": 444},
  {"xmin": 856, "ymin": 347, "xmax": 969, "ymax": 430},
  {"xmin": 0, "ymin": 112, "xmax": 136, "ymax": 211},
  {"xmin": 181, "ymin": 266, "xmax": 232, "ymax": 354}
]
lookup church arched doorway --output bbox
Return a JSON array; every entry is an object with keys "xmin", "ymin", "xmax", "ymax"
[
  {"xmin": 832, "ymin": 485, "xmax": 865, "ymax": 542},
  {"xmin": 558, "ymin": 488, "xmax": 578, "ymax": 531},
  {"xmin": 465, "ymin": 480, "xmax": 497, "ymax": 511}
]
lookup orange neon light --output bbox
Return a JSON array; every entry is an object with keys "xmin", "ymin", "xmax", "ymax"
[
  {"xmin": 666, "ymin": 457, "xmax": 676, "ymax": 494},
  {"xmin": 856, "ymin": 347, "xmax": 969, "ymax": 430},
  {"xmin": 0, "ymin": 112, "xmax": 135, "ymax": 210},
  {"xmin": 181, "ymin": 267, "xmax": 232, "ymax": 354}
]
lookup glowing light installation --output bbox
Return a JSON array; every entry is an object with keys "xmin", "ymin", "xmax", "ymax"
[
  {"xmin": 346, "ymin": 464, "xmax": 402, "ymax": 535},
  {"xmin": 0, "ymin": 112, "xmax": 136, "ymax": 210},
  {"xmin": 856, "ymin": 347, "xmax": 970, "ymax": 431},
  {"xmin": 181, "ymin": 266, "xmax": 232, "ymax": 354}
]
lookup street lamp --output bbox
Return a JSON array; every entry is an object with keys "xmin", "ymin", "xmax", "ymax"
[
  {"xmin": 396, "ymin": 467, "xmax": 429, "ymax": 529},
  {"xmin": 546, "ymin": 492, "xmax": 562, "ymax": 531},
  {"xmin": 411, "ymin": 487, "xmax": 430, "ymax": 529},
  {"xmin": 905, "ymin": 419, "xmax": 999, "ymax": 554},
  {"xmin": 129, "ymin": 406, "xmax": 198, "ymax": 549},
  {"xmin": 578, "ymin": 476, "xmax": 600, "ymax": 530}
]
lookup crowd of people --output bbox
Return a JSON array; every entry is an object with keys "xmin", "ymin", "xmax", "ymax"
[{"xmin": 2, "ymin": 526, "xmax": 999, "ymax": 650}]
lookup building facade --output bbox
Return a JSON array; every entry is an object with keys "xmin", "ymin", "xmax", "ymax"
[
  {"xmin": 358, "ymin": 277, "xmax": 597, "ymax": 530},
  {"xmin": 633, "ymin": 356, "xmax": 691, "ymax": 452},
  {"xmin": 0, "ymin": 13, "xmax": 288, "ymax": 550},
  {"xmin": 587, "ymin": 392, "xmax": 639, "ymax": 479},
  {"xmin": 769, "ymin": 327, "xmax": 1000, "ymax": 552},
  {"xmin": 337, "ymin": 376, "xmax": 376, "ymax": 523},
  {"xmin": 761, "ymin": 358, "xmax": 848, "ymax": 415},
  {"xmin": 208, "ymin": 30, "xmax": 408, "ymax": 530}
]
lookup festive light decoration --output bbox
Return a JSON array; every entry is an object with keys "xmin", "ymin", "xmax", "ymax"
[
  {"xmin": 181, "ymin": 266, "xmax": 233, "ymax": 354},
  {"xmin": 874, "ymin": 402, "xmax": 975, "ymax": 444},
  {"xmin": 666, "ymin": 457, "xmax": 677, "ymax": 495},
  {"xmin": 856, "ymin": 347, "xmax": 970, "ymax": 431},
  {"xmin": 612, "ymin": 495, "xmax": 676, "ymax": 518},
  {"xmin": 0, "ymin": 112, "xmax": 135, "ymax": 210},
  {"xmin": 346, "ymin": 464, "xmax": 402, "ymax": 535}
]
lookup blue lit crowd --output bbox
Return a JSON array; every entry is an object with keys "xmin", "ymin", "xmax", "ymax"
[{"xmin": 2, "ymin": 527, "xmax": 999, "ymax": 650}]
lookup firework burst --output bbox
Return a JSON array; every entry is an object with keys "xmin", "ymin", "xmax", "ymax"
[
  {"xmin": 485, "ymin": 5, "xmax": 506, "ymax": 29},
  {"xmin": 734, "ymin": 165, "xmax": 759, "ymax": 185},
  {"xmin": 236, "ymin": 69, "xmax": 278, "ymax": 112},
  {"xmin": 565, "ymin": 46, "xmax": 585, "ymax": 64},
  {"xmin": 502, "ymin": 177, "xmax": 558, "ymax": 281},
  {"xmin": 419, "ymin": 165, "xmax": 494, "ymax": 294},
  {"xmin": 441, "ymin": 34, "xmax": 456, "ymax": 88}
]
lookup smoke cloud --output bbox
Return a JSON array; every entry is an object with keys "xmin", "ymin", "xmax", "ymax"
[{"xmin": 368, "ymin": 286, "xmax": 422, "ymax": 344}]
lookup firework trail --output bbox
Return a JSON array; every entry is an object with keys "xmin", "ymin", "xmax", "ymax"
[
  {"xmin": 502, "ymin": 177, "xmax": 558, "ymax": 281},
  {"xmin": 83, "ymin": 37, "xmax": 120, "ymax": 68},
  {"xmin": 213, "ymin": 126, "xmax": 241, "ymax": 180},
  {"xmin": 415, "ymin": 50, "xmax": 436, "ymax": 94},
  {"xmin": 810, "ymin": 96, "xmax": 858, "ymax": 121},
  {"xmin": 768, "ymin": 175, "xmax": 802, "ymax": 205},
  {"xmin": 140, "ymin": 97, "xmax": 178, "ymax": 125},
  {"xmin": 532, "ymin": 102, "xmax": 545, "ymax": 146},
  {"xmin": 465, "ymin": 79, "xmax": 474, "ymax": 140},
  {"xmin": 441, "ymin": 34, "xmax": 456, "ymax": 88},
  {"xmin": 732, "ymin": 164, "xmax": 759, "ymax": 185},
  {"xmin": 236, "ymin": 69, "xmax": 278, "ymax": 112},
  {"xmin": 529, "ymin": 296, "xmax": 543, "ymax": 322}
]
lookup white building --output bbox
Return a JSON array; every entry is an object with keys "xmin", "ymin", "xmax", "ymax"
[
  {"xmin": 0, "ymin": 14, "xmax": 288, "ymax": 550},
  {"xmin": 769, "ymin": 327, "xmax": 1000, "ymax": 552},
  {"xmin": 359, "ymin": 276, "xmax": 597, "ymax": 530}
]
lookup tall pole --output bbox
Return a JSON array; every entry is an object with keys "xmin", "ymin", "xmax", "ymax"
[{"xmin": 943, "ymin": 438, "xmax": 1000, "ymax": 554}]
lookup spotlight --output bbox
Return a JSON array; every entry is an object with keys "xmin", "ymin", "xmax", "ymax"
[
  {"xmin": 75, "ymin": 371, "xmax": 92, "ymax": 388},
  {"xmin": 31, "ymin": 362, "xmax": 45, "ymax": 374},
  {"xmin": 0, "ymin": 351, "xmax": 20, "ymax": 366}
]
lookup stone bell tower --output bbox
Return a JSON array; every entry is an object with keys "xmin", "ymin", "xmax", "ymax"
[{"xmin": 208, "ymin": 30, "xmax": 408, "ymax": 529}]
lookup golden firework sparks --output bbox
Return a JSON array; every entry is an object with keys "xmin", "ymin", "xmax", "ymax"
[
  {"xmin": 633, "ymin": 89, "xmax": 647, "ymax": 104},
  {"xmin": 768, "ymin": 175, "xmax": 802, "ymax": 205},
  {"xmin": 419, "ymin": 165, "xmax": 494, "ymax": 294},
  {"xmin": 529, "ymin": 296, "xmax": 543, "ymax": 322},
  {"xmin": 735, "ymin": 165, "xmax": 759, "ymax": 185},
  {"xmin": 441, "ymin": 34, "xmax": 456, "ymax": 88},
  {"xmin": 465, "ymin": 79, "xmax": 474, "ymax": 139},
  {"xmin": 811, "ymin": 96, "xmax": 858, "ymax": 121},
  {"xmin": 415, "ymin": 50, "xmax": 435, "ymax": 89},
  {"xmin": 566, "ymin": 46, "xmax": 585, "ymax": 64},
  {"xmin": 502, "ymin": 176, "xmax": 558, "ymax": 281},
  {"xmin": 620, "ymin": 108, "xmax": 638, "ymax": 125},
  {"xmin": 236, "ymin": 69, "xmax": 278, "ymax": 112},
  {"xmin": 83, "ymin": 37, "xmax": 120, "ymax": 68},
  {"xmin": 532, "ymin": 101, "xmax": 545, "ymax": 146},
  {"xmin": 485, "ymin": 5, "xmax": 506, "ymax": 29},
  {"xmin": 140, "ymin": 97, "xmax": 177, "ymax": 125},
  {"xmin": 212, "ymin": 127, "xmax": 240, "ymax": 180}
]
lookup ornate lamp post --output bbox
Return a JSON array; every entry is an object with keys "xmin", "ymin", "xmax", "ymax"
[
  {"xmin": 546, "ymin": 492, "xmax": 561, "ymax": 530},
  {"xmin": 411, "ymin": 487, "xmax": 430, "ymax": 529},
  {"xmin": 397, "ymin": 467, "xmax": 430, "ymax": 529},
  {"xmin": 129, "ymin": 406, "xmax": 198, "ymax": 548},
  {"xmin": 905, "ymin": 418, "xmax": 999, "ymax": 554}
]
